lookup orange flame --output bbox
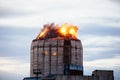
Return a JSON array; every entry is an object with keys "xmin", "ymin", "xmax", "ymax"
[
  {"xmin": 36, "ymin": 23, "xmax": 78, "ymax": 40},
  {"xmin": 59, "ymin": 23, "xmax": 78, "ymax": 37},
  {"xmin": 36, "ymin": 27, "xmax": 49, "ymax": 39},
  {"xmin": 60, "ymin": 24, "xmax": 67, "ymax": 35}
]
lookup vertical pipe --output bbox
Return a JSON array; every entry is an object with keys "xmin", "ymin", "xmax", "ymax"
[
  {"xmin": 43, "ymin": 40, "xmax": 45, "ymax": 77},
  {"xmin": 37, "ymin": 46, "xmax": 38, "ymax": 80},
  {"xmin": 49, "ymin": 45, "xmax": 51, "ymax": 75},
  {"xmin": 56, "ymin": 40, "xmax": 58, "ymax": 75}
]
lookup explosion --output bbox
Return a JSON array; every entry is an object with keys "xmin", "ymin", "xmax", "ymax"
[
  {"xmin": 36, "ymin": 23, "xmax": 78, "ymax": 40},
  {"xmin": 59, "ymin": 23, "xmax": 77, "ymax": 36}
]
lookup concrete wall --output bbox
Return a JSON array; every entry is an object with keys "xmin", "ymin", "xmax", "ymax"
[
  {"xmin": 48, "ymin": 75, "xmax": 99, "ymax": 80},
  {"xmin": 30, "ymin": 39, "xmax": 83, "ymax": 77},
  {"xmin": 92, "ymin": 70, "xmax": 114, "ymax": 80},
  {"xmin": 42, "ymin": 70, "xmax": 114, "ymax": 80}
]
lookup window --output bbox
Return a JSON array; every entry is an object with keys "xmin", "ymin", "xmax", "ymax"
[
  {"xmin": 44, "ymin": 51, "xmax": 48, "ymax": 55},
  {"xmin": 52, "ymin": 52, "xmax": 57, "ymax": 56}
]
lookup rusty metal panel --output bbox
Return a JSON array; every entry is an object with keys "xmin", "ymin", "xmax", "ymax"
[
  {"xmin": 58, "ymin": 65, "xmax": 64, "ymax": 74},
  {"xmin": 44, "ymin": 40, "xmax": 50, "ymax": 47},
  {"xmin": 32, "ymin": 41, "xmax": 38, "ymax": 48},
  {"xmin": 71, "ymin": 48, "xmax": 75, "ymax": 54},
  {"xmin": 33, "ymin": 47, "xmax": 38, "ymax": 53},
  {"xmin": 38, "ymin": 47, "xmax": 43, "ymax": 56},
  {"xmin": 75, "ymin": 41, "xmax": 80, "ymax": 49},
  {"xmin": 58, "ymin": 47, "xmax": 63, "ymax": 56},
  {"xmin": 38, "ymin": 40, "xmax": 44, "ymax": 47},
  {"xmin": 50, "ymin": 39, "xmax": 57, "ymax": 46},
  {"xmin": 51, "ymin": 47, "xmax": 57, "ymax": 56},
  {"xmin": 58, "ymin": 40, "xmax": 64, "ymax": 46},
  {"xmin": 44, "ymin": 47, "xmax": 49, "ymax": 56},
  {"xmin": 58, "ymin": 57, "xmax": 63, "ymax": 64},
  {"xmin": 33, "ymin": 48, "xmax": 38, "ymax": 62},
  {"xmin": 30, "ymin": 49, "xmax": 34, "ymax": 63},
  {"xmin": 71, "ymin": 40, "xmax": 75, "ymax": 48}
]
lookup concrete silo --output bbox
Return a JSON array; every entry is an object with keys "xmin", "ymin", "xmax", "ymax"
[{"xmin": 30, "ymin": 23, "xmax": 83, "ymax": 79}]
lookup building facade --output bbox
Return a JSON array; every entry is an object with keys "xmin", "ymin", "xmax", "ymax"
[{"xmin": 30, "ymin": 38, "xmax": 83, "ymax": 77}]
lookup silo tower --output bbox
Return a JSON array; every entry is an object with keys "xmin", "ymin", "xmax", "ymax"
[{"xmin": 30, "ymin": 23, "xmax": 83, "ymax": 78}]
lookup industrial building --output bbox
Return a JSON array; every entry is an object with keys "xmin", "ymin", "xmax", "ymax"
[{"xmin": 23, "ymin": 23, "xmax": 114, "ymax": 80}]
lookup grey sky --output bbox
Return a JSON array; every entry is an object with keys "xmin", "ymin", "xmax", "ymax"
[{"xmin": 0, "ymin": 0, "xmax": 120, "ymax": 80}]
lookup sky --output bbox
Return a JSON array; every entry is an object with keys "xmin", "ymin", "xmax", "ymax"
[{"xmin": 0, "ymin": 0, "xmax": 120, "ymax": 80}]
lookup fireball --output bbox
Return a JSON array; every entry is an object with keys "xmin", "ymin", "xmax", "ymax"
[
  {"xmin": 36, "ymin": 23, "xmax": 78, "ymax": 40},
  {"xmin": 59, "ymin": 24, "xmax": 78, "ymax": 37}
]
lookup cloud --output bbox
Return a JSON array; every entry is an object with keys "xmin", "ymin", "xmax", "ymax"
[
  {"xmin": 0, "ymin": 71, "xmax": 24, "ymax": 80},
  {"xmin": 0, "ymin": 15, "xmax": 120, "ymax": 28},
  {"xmin": 79, "ymin": 35, "xmax": 120, "ymax": 61},
  {"xmin": 84, "ymin": 57, "xmax": 120, "ymax": 79},
  {"xmin": 84, "ymin": 56, "xmax": 120, "ymax": 68},
  {"xmin": 81, "ymin": 35, "xmax": 120, "ymax": 47},
  {"xmin": 0, "ymin": 0, "xmax": 120, "ymax": 27},
  {"xmin": 78, "ymin": 25, "xmax": 120, "ymax": 37},
  {"xmin": 0, "ymin": 8, "xmax": 34, "ymax": 17},
  {"xmin": 110, "ymin": 0, "xmax": 120, "ymax": 4},
  {"xmin": 0, "ymin": 27, "xmax": 32, "ymax": 80},
  {"xmin": 0, "ymin": 57, "xmax": 29, "ymax": 80},
  {"xmin": 84, "ymin": 47, "xmax": 120, "ymax": 61},
  {"xmin": 0, "ymin": 27, "xmax": 39, "ymax": 56},
  {"xmin": 0, "ymin": 57, "xmax": 29, "ymax": 72}
]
